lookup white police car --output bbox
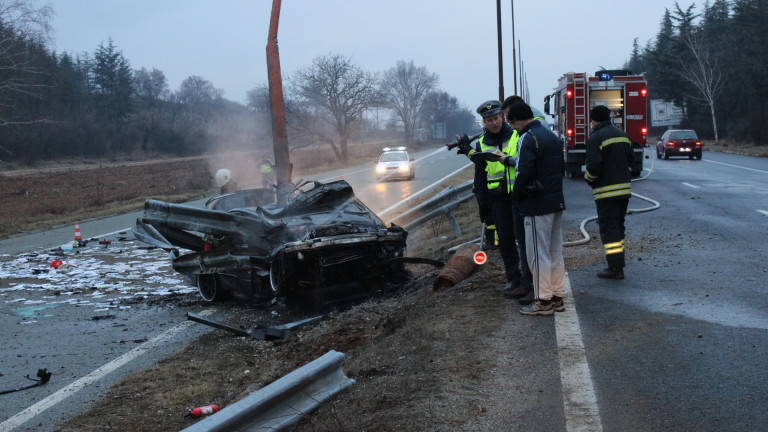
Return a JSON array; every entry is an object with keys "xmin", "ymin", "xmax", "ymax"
[{"xmin": 375, "ymin": 147, "xmax": 415, "ymax": 182}]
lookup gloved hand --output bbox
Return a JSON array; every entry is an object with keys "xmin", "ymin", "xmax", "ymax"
[{"xmin": 454, "ymin": 134, "xmax": 473, "ymax": 155}]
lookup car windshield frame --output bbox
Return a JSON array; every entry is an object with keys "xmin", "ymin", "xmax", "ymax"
[{"xmin": 380, "ymin": 151, "xmax": 409, "ymax": 162}]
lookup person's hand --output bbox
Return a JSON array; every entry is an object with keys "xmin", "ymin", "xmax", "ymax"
[
  {"xmin": 478, "ymin": 204, "xmax": 488, "ymax": 223},
  {"xmin": 484, "ymin": 152, "xmax": 504, "ymax": 163},
  {"xmin": 455, "ymin": 134, "xmax": 473, "ymax": 155}
]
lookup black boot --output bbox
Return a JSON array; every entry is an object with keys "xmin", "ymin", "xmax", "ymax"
[{"xmin": 597, "ymin": 267, "xmax": 624, "ymax": 279}]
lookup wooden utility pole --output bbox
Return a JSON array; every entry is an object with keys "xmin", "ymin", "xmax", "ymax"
[{"xmin": 266, "ymin": 0, "xmax": 293, "ymax": 204}]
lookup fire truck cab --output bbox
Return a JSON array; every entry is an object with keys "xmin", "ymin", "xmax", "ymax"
[{"xmin": 544, "ymin": 70, "xmax": 647, "ymax": 178}]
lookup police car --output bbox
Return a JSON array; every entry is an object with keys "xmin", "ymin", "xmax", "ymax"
[{"xmin": 375, "ymin": 147, "xmax": 415, "ymax": 182}]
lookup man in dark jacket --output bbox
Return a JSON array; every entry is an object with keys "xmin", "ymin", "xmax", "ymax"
[
  {"xmin": 584, "ymin": 105, "xmax": 634, "ymax": 280},
  {"xmin": 456, "ymin": 99, "xmax": 523, "ymax": 292},
  {"xmin": 507, "ymin": 101, "xmax": 566, "ymax": 316}
]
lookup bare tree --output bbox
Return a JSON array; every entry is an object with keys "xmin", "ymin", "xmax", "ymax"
[
  {"xmin": 132, "ymin": 67, "xmax": 169, "ymax": 152},
  {"xmin": 679, "ymin": 32, "xmax": 724, "ymax": 143},
  {"xmin": 0, "ymin": 0, "xmax": 53, "ymax": 159},
  {"xmin": 381, "ymin": 60, "xmax": 438, "ymax": 144},
  {"xmin": 290, "ymin": 53, "xmax": 381, "ymax": 163}
]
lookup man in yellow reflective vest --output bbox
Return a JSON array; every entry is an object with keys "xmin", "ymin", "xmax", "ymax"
[
  {"xmin": 458, "ymin": 99, "xmax": 523, "ymax": 292},
  {"xmin": 584, "ymin": 105, "xmax": 634, "ymax": 279},
  {"xmin": 260, "ymin": 158, "xmax": 275, "ymax": 188}
]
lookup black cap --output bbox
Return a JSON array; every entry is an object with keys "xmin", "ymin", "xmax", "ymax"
[
  {"xmin": 505, "ymin": 101, "xmax": 533, "ymax": 122},
  {"xmin": 590, "ymin": 105, "xmax": 611, "ymax": 122},
  {"xmin": 476, "ymin": 100, "xmax": 502, "ymax": 118}
]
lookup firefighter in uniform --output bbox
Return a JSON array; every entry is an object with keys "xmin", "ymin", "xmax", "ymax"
[
  {"xmin": 584, "ymin": 105, "xmax": 634, "ymax": 279},
  {"xmin": 456, "ymin": 100, "xmax": 522, "ymax": 291}
]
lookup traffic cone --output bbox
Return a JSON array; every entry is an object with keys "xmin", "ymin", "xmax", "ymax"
[{"xmin": 74, "ymin": 221, "xmax": 82, "ymax": 241}]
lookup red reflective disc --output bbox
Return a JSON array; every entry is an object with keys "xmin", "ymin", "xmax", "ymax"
[{"xmin": 473, "ymin": 251, "xmax": 487, "ymax": 265}]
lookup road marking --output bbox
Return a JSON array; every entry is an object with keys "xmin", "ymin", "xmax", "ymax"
[
  {"xmin": 758, "ymin": 210, "xmax": 768, "ymax": 217},
  {"xmin": 556, "ymin": 277, "xmax": 603, "ymax": 432},
  {"xmin": 704, "ymin": 159, "xmax": 768, "ymax": 174},
  {"xmin": 0, "ymin": 309, "xmax": 216, "ymax": 432},
  {"xmin": 682, "ymin": 182, "xmax": 700, "ymax": 189}
]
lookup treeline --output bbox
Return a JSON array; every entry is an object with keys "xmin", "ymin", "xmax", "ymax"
[
  {"xmin": 0, "ymin": 3, "xmax": 475, "ymax": 167},
  {"xmin": 625, "ymin": 0, "xmax": 767, "ymax": 144}
]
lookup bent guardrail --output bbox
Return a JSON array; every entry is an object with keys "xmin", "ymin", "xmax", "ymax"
[
  {"xmin": 386, "ymin": 179, "xmax": 474, "ymax": 235},
  {"xmin": 180, "ymin": 350, "xmax": 354, "ymax": 432}
]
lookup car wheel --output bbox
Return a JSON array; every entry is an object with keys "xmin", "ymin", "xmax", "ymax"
[
  {"xmin": 656, "ymin": 148, "xmax": 662, "ymax": 159},
  {"xmin": 695, "ymin": 154, "xmax": 702, "ymax": 160},
  {"xmin": 689, "ymin": 155, "xmax": 694, "ymax": 159},
  {"xmin": 663, "ymin": 149, "xmax": 670, "ymax": 160},
  {"xmin": 197, "ymin": 274, "xmax": 226, "ymax": 302}
]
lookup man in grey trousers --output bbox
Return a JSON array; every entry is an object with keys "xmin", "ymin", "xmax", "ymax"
[{"xmin": 505, "ymin": 101, "xmax": 566, "ymax": 316}]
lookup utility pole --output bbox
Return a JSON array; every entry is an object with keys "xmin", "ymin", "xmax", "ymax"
[
  {"xmin": 266, "ymin": 0, "xmax": 293, "ymax": 205},
  {"xmin": 511, "ymin": 0, "xmax": 517, "ymax": 95},
  {"xmin": 495, "ymin": 0, "xmax": 504, "ymax": 101}
]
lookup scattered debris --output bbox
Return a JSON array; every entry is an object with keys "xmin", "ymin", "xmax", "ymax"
[
  {"xmin": 186, "ymin": 312, "xmax": 322, "ymax": 341},
  {"xmin": 0, "ymin": 368, "xmax": 52, "ymax": 395}
]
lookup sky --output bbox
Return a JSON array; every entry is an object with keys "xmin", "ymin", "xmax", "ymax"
[{"xmin": 50, "ymin": 0, "xmax": 680, "ymax": 116}]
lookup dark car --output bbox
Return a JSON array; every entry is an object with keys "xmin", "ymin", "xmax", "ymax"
[
  {"xmin": 656, "ymin": 129, "xmax": 702, "ymax": 160},
  {"xmin": 132, "ymin": 180, "xmax": 409, "ymax": 306},
  {"xmin": 376, "ymin": 147, "xmax": 415, "ymax": 181}
]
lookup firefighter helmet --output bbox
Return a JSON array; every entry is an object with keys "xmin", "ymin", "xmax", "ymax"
[{"xmin": 215, "ymin": 169, "xmax": 232, "ymax": 188}]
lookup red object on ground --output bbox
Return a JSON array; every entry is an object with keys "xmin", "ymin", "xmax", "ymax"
[
  {"xmin": 473, "ymin": 250, "xmax": 488, "ymax": 265},
  {"xmin": 49, "ymin": 260, "xmax": 64, "ymax": 269},
  {"xmin": 189, "ymin": 404, "xmax": 220, "ymax": 418}
]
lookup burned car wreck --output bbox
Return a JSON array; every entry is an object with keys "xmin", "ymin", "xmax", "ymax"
[{"xmin": 132, "ymin": 180, "xmax": 409, "ymax": 305}]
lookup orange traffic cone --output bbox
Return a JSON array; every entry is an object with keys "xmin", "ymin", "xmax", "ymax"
[{"xmin": 74, "ymin": 221, "xmax": 82, "ymax": 241}]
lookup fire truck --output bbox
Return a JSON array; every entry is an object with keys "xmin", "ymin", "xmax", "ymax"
[{"xmin": 544, "ymin": 70, "xmax": 648, "ymax": 178}]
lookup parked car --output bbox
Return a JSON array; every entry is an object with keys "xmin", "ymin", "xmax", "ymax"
[
  {"xmin": 656, "ymin": 129, "xmax": 702, "ymax": 160},
  {"xmin": 376, "ymin": 147, "xmax": 415, "ymax": 181},
  {"xmin": 132, "ymin": 180, "xmax": 409, "ymax": 306}
]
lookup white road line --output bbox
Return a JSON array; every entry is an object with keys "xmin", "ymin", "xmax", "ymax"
[
  {"xmin": 704, "ymin": 159, "xmax": 768, "ymax": 174},
  {"xmin": 758, "ymin": 210, "xmax": 768, "ymax": 217},
  {"xmin": 0, "ymin": 309, "xmax": 216, "ymax": 432},
  {"xmin": 682, "ymin": 182, "xmax": 700, "ymax": 189},
  {"xmin": 556, "ymin": 277, "xmax": 603, "ymax": 432}
]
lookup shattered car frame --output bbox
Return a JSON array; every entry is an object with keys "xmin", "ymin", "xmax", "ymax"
[{"xmin": 132, "ymin": 180, "xmax": 409, "ymax": 305}]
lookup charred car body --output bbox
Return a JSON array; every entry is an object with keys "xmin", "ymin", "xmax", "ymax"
[{"xmin": 132, "ymin": 180, "xmax": 409, "ymax": 305}]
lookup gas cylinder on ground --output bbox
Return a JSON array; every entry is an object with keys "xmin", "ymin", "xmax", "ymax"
[{"xmin": 189, "ymin": 404, "xmax": 220, "ymax": 418}]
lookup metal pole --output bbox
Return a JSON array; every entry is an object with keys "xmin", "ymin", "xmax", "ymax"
[
  {"xmin": 510, "ymin": 0, "xmax": 517, "ymax": 95},
  {"xmin": 518, "ymin": 40, "xmax": 523, "ymax": 99},
  {"xmin": 266, "ymin": 0, "xmax": 293, "ymax": 205},
  {"xmin": 496, "ymin": 0, "xmax": 504, "ymax": 101}
]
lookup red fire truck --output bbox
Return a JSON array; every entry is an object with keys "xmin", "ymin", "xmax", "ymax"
[{"xmin": 544, "ymin": 70, "xmax": 648, "ymax": 178}]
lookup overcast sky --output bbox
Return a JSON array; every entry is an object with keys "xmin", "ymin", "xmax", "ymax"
[{"xmin": 51, "ymin": 0, "xmax": 683, "ymax": 116}]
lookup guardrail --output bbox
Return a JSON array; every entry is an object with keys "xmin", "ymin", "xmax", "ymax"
[
  {"xmin": 180, "ymin": 350, "xmax": 354, "ymax": 432},
  {"xmin": 386, "ymin": 179, "xmax": 474, "ymax": 235}
]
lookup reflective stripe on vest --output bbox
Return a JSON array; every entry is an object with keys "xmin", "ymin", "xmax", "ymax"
[
  {"xmin": 479, "ymin": 132, "xmax": 518, "ymax": 193},
  {"xmin": 592, "ymin": 182, "xmax": 631, "ymax": 200}
]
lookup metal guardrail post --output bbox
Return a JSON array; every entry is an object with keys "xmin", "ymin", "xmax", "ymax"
[{"xmin": 180, "ymin": 350, "xmax": 354, "ymax": 432}]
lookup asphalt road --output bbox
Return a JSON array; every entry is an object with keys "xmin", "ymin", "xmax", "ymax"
[
  {"xmin": 566, "ymin": 150, "xmax": 768, "ymax": 431},
  {"xmin": 1, "ymin": 147, "xmax": 767, "ymax": 431}
]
